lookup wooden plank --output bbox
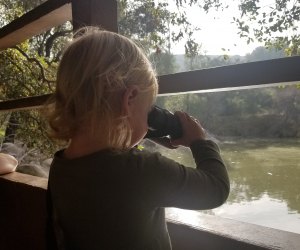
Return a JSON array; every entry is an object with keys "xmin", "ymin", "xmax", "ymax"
[
  {"xmin": 0, "ymin": 0, "xmax": 72, "ymax": 50},
  {"xmin": 72, "ymin": 0, "xmax": 118, "ymax": 32},
  {"xmin": 1, "ymin": 56, "xmax": 300, "ymax": 112},
  {"xmin": 158, "ymin": 56, "xmax": 300, "ymax": 94},
  {"xmin": 167, "ymin": 211, "xmax": 300, "ymax": 250},
  {"xmin": 0, "ymin": 173, "xmax": 48, "ymax": 250},
  {"xmin": 0, "ymin": 94, "xmax": 51, "ymax": 112}
]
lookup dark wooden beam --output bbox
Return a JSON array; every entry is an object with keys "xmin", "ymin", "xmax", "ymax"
[
  {"xmin": 0, "ymin": 0, "xmax": 71, "ymax": 50},
  {"xmin": 0, "ymin": 94, "xmax": 51, "ymax": 112},
  {"xmin": 158, "ymin": 56, "xmax": 300, "ymax": 94},
  {"xmin": 71, "ymin": 0, "xmax": 118, "ymax": 32}
]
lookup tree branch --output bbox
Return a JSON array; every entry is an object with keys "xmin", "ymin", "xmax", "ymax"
[
  {"xmin": 12, "ymin": 46, "xmax": 55, "ymax": 84},
  {"xmin": 6, "ymin": 57, "xmax": 35, "ymax": 96},
  {"xmin": 45, "ymin": 29, "xmax": 72, "ymax": 58}
]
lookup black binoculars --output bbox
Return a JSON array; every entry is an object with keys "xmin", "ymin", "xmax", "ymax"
[{"xmin": 145, "ymin": 106, "xmax": 183, "ymax": 139}]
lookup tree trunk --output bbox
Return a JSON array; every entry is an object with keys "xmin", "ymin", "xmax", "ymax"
[{"xmin": 3, "ymin": 113, "xmax": 19, "ymax": 143}]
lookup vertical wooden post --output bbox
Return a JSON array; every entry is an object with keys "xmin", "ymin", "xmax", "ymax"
[{"xmin": 71, "ymin": 0, "xmax": 118, "ymax": 33}]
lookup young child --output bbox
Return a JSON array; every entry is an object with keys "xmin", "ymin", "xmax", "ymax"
[{"xmin": 46, "ymin": 27, "xmax": 230, "ymax": 250}]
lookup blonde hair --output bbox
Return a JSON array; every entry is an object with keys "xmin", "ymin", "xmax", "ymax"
[{"xmin": 46, "ymin": 27, "xmax": 158, "ymax": 149}]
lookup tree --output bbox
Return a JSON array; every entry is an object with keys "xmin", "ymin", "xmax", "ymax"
[
  {"xmin": 181, "ymin": 0, "xmax": 300, "ymax": 55},
  {"xmin": 244, "ymin": 46, "xmax": 285, "ymax": 62},
  {"xmin": 232, "ymin": 0, "xmax": 300, "ymax": 55},
  {"xmin": 149, "ymin": 52, "xmax": 178, "ymax": 75},
  {"xmin": 0, "ymin": 0, "xmax": 71, "ymax": 153},
  {"xmin": 118, "ymin": 0, "xmax": 199, "ymax": 54}
]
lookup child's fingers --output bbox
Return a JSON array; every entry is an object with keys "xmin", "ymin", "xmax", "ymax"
[
  {"xmin": 172, "ymin": 111, "xmax": 206, "ymax": 147},
  {"xmin": 174, "ymin": 111, "xmax": 187, "ymax": 123},
  {"xmin": 175, "ymin": 111, "xmax": 202, "ymax": 130}
]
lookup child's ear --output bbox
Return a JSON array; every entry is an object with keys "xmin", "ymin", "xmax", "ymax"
[{"xmin": 122, "ymin": 85, "xmax": 139, "ymax": 115}]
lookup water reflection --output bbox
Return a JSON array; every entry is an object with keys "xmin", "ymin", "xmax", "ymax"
[
  {"xmin": 222, "ymin": 138, "xmax": 300, "ymax": 215},
  {"xmin": 142, "ymin": 138, "xmax": 300, "ymax": 234},
  {"xmin": 199, "ymin": 193, "xmax": 300, "ymax": 234}
]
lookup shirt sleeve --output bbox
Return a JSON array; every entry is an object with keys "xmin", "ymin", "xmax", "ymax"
[{"xmin": 138, "ymin": 140, "xmax": 230, "ymax": 210}]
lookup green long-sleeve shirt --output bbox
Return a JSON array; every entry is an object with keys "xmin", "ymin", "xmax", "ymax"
[{"xmin": 48, "ymin": 140, "xmax": 229, "ymax": 250}]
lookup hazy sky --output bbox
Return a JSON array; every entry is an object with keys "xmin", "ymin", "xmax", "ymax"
[{"xmin": 169, "ymin": 1, "xmax": 263, "ymax": 55}]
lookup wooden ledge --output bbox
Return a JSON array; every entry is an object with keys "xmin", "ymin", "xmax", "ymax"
[
  {"xmin": 0, "ymin": 171, "xmax": 49, "ymax": 250},
  {"xmin": 0, "ymin": 171, "xmax": 47, "ymax": 189},
  {"xmin": 166, "ymin": 208, "xmax": 300, "ymax": 250},
  {"xmin": 1, "ymin": 173, "xmax": 299, "ymax": 249}
]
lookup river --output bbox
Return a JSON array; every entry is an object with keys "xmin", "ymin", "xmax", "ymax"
[{"xmin": 142, "ymin": 138, "xmax": 300, "ymax": 234}]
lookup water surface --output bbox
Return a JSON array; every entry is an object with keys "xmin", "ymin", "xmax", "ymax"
[{"xmin": 144, "ymin": 138, "xmax": 300, "ymax": 234}]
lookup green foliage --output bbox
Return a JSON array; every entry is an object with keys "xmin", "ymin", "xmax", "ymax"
[
  {"xmin": 156, "ymin": 44, "xmax": 300, "ymax": 138},
  {"xmin": 157, "ymin": 84, "xmax": 300, "ymax": 138},
  {"xmin": 149, "ymin": 52, "xmax": 178, "ymax": 75},
  {"xmin": 175, "ymin": 0, "xmax": 300, "ymax": 56},
  {"xmin": 232, "ymin": 0, "xmax": 300, "ymax": 55},
  {"xmin": 118, "ymin": 0, "xmax": 170, "ymax": 48},
  {"xmin": 9, "ymin": 110, "xmax": 58, "ymax": 153},
  {"xmin": 118, "ymin": 0, "xmax": 199, "ymax": 56},
  {"xmin": 0, "ymin": 0, "xmax": 72, "ymax": 154}
]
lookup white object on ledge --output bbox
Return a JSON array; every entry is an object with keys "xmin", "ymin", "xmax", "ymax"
[{"xmin": 0, "ymin": 153, "xmax": 18, "ymax": 175}]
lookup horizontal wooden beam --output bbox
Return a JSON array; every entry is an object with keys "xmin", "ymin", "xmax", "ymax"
[
  {"xmin": 158, "ymin": 56, "xmax": 300, "ymax": 94},
  {"xmin": 0, "ymin": 94, "xmax": 51, "ymax": 112},
  {"xmin": 1, "ymin": 56, "xmax": 300, "ymax": 112},
  {"xmin": 167, "ymin": 210, "xmax": 300, "ymax": 250},
  {"xmin": 0, "ymin": 0, "xmax": 72, "ymax": 50}
]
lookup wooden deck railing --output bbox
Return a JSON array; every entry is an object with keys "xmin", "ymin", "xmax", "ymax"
[
  {"xmin": 1, "ymin": 172, "xmax": 299, "ymax": 250},
  {"xmin": 1, "ymin": 56, "xmax": 300, "ymax": 112}
]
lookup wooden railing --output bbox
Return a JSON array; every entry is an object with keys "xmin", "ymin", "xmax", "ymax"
[
  {"xmin": 1, "ymin": 56, "xmax": 300, "ymax": 111},
  {"xmin": 2, "ymin": 171, "xmax": 300, "ymax": 250},
  {"xmin": 0, "ymin": 0, "xmax": 71, "ymax": 50},
  {"xmin": 0, "ymin": 0, "xmax": 117, "ymax": 50}
]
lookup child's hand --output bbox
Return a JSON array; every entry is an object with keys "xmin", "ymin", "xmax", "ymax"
[{"xmin": 171, "ymin": 111, "xmax": 206, "ymax": 147}]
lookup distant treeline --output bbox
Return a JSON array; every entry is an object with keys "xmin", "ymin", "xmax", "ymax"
[
  {"xmin": 156, "ymin": 85, "xmax": 300, "ymax": 138},
  {"xmin": 152, "ymin": 46, "xmax": 299, "ymax": 138}
]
